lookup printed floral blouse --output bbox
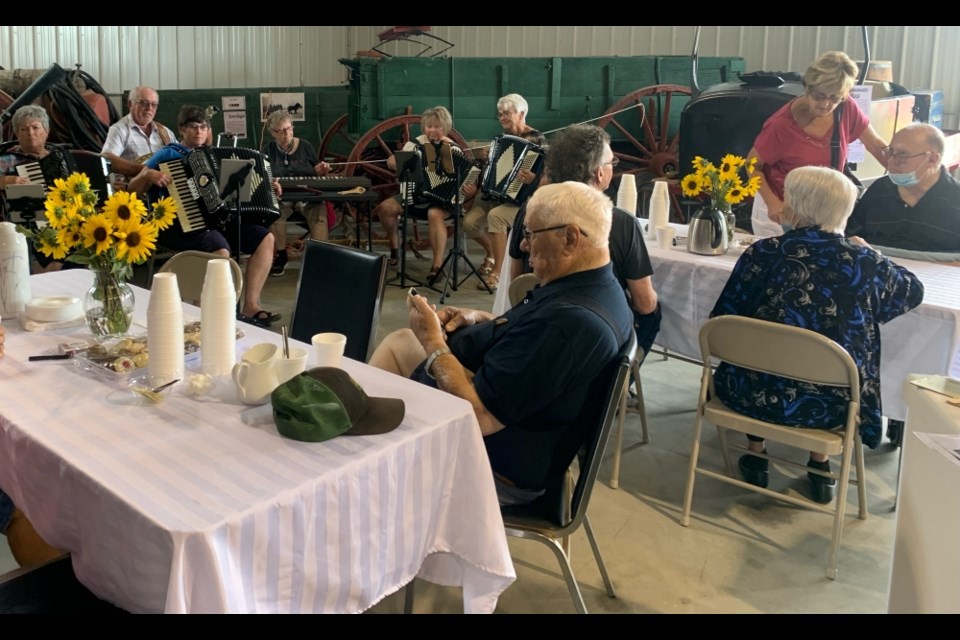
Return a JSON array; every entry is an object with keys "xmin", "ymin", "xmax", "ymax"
[{"xmin": 711, "ymin": 227, "xmax": 924, "ymax": 449}]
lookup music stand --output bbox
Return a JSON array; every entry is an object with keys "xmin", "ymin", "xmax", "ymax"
[
  {"xmin": 431, "ymin": 158, "xmax": 492, "ymax": 302},
  {"xmin": 386, "ymin": 150, "xmax": 425, "ymax": 289},
  {"xmin": 217, "ymin": 160, "xmax": 255, "ymax": 313}
]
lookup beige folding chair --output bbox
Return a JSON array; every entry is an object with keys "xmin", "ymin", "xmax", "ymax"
[
  {"xmin": 157, "ymin": 250, "xmax": 243, "ymax": 305},
  {"xmin": 608, "ymin": 352, "xmax": 650, "ymax": 489},
  {"xmin": 507, "ymin": 272, "xmax": 539, "ymax": 307},
  {"xmin": 681, "ymin": 316, "xmax": 867, "ymax": 580}
]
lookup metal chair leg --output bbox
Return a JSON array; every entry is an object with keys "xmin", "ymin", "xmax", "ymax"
[
  {"xmin": 583, "ymin": 514, "xmax": 616, "ymax": 598},
  {"xmin": 403, "ymin": 579, "xmax": 415, "ymax": 614}
]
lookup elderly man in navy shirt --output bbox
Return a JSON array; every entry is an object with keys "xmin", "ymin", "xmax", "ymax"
[{"xmin": 371, "ymin": 181, "xmax": 633, "ymax": 505}]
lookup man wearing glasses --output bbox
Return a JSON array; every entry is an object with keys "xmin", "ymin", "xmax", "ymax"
[
  {"xmin": 101, "ymin": 86, "xmax": 177, "ymax": 179},
  {"xmin": 846, "ymin": 123, "xmax": 960, "ymax": 255},
  {"xmin": 370, "ymin": 182, "xmax": 633, "ymax": 505}
]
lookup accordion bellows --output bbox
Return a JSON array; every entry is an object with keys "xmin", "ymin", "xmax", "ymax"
[{"xmin": 481, "ymin": 134, "xmax": 546, "ymax": 205}]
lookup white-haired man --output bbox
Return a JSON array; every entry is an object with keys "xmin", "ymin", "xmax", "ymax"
[
  {"xmin": 370, "ymin": 182, "xmax": 633, "ymax": 505},
  {"xmin": 101, "ymin": 85, "xmax": 177, "ymax": 178}
]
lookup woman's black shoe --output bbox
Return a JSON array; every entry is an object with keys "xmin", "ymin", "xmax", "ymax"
[
  {"xmin": 738, "ymin": 452, "xmax": 769, "ymax": 488},
  {"xmin": 807, "ymin": 459, "xmax": 836, "ymax": 504}
]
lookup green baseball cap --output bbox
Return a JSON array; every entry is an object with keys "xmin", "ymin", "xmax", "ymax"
[{"xmin": 271, "ymin": 367, "xmax": 405, "ymax": 443}]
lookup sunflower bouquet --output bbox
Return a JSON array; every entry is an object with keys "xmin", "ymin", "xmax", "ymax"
[
  {"xmin": 680, "ymin": 154, "xmax": 762, "ymax": 213},
  {"xmin": 18, "ymin": 172, "xmax": 177, "ymax": 338}
]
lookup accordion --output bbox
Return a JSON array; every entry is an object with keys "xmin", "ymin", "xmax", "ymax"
[
  {"xmin": 410, "ymin": 141, "xmax": 477, "ymax": 212},
  {"xmin": 160, "ymin": 147, "xmax": 280, "ymax": 233},
  {"xmin": 4, "ymin": 148, "xmax": 112, "ymax": 218},
  {"xmin": 480, "ymin": 134, "xmax": 545, "ymax": 205}
]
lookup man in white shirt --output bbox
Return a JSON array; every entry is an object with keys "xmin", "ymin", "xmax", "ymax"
[{"xmin": 101, "ymin": 86, "xmax": 177, "ymax": 178}]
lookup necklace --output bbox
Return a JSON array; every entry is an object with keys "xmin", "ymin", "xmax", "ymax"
[{"xmin": 802, "ymin": 134, "xmax": 829, "ymax": 149}]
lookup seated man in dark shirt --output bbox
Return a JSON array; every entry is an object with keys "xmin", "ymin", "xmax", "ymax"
[
  {"xmin": 370, "ymin": 181, "xmax": 633, "ymax": 505},
  {"xmin": 507, "ymin": 124, "xmax": 660, "ymax": 356},
  {"xmin": 847, "ymin": 123, "xmax": 960, "ymax": 257}
]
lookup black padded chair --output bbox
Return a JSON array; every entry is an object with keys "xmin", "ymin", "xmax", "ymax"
[
  {"xmin": 289, "ymin": 239, "xmax": 388, "ymax": 363},
  {"xmin": 0, "ymin": 555, "xmax": 128, "ymax": 614}
]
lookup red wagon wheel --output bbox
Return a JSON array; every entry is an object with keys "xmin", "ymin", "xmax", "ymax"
[
  {"xmin": 597, "ymin": 84, "xmax": 692, "ymax": 221},
  {"xmin": 317, "ymin": 114, "xmax": 352, "ymax": 165}
]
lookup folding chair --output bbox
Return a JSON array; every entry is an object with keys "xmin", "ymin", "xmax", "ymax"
[
  {"xmin": 157, "ymin": 250, "xmax": 242, "ymax": 305},
  {"xmin": 680, "ymin": 316, "xmax": 867, "ymax": 579}
]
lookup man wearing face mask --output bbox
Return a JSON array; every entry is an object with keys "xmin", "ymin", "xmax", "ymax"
[{"xmin": 847, "ymin": 123, "xmax": 960, "ymax": 253}]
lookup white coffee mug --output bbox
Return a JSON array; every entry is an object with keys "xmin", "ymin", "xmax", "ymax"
[
  {"xmin": 273, "ymin": 346, "xmax": 309, "ymax": 385},
  {"xmin": 232, "ymin": 343, "xmax": 279, "ymax": 405},
  {"xmin": 656, "ymin": 225, "xmax": 676, "ymax": 250},
  {"xmin": 312, "ymin": 333, "xmax": 347, "ymax": 368}
]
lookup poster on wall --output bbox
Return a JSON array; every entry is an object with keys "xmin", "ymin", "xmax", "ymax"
[
  {"xmin": 260, "ymin": 92, "xmax": 305, "ymax": 122},
  {"xmin": 223, "ymin": 96, "xmax": 246, "ymax": 111},
  {"xmin": 224, "ymin": 111, "xmax": 248, "ymax": 140}
]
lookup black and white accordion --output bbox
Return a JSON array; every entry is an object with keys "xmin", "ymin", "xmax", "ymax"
[
  {"xmin": 480, "ymin": 134, "xmax": 545, "ymax": 206},
  {"xmin": 410, "ymin": 141, "xmax": 478, "ymax": 212},
  {"xmin": 7, "ymin": 147, "xmax": 112, "ymax": 212},
  {"xmin": 160, "ymin": 146, "xmax": 280, "ymax": 233}
]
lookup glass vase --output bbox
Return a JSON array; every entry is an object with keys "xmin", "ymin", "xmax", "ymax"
[
  {"xmin": 84, "ymin": 268, "xmax": 135, "ymax": 342},
  {"xmin": 725, "ymin": 211, "xmax": 737, "ymax": 243}
]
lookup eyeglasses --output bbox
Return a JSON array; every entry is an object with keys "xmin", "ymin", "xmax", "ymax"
[
  {"xmin": 183, "ymin": 123, "xmax": 209, "ymax": 131},
  {"xmin": 272, "ymin": 126, "xmax": 294, "ymax": 134},
  {"xmin": 807, "ymin": 91, "xmax": 844, "ymax": 105},
  {"xmin": 881, "ymin": 147, "xmax": 930, "ymax": 164},
  {"xmin": 133, "ymin": 100, "xmax": 159, "ymax": 109},
  {"xmin": 604, "ymin": 157, "xmax": 620, "ymax": 167},
  {"xmin": 522, "ymin": 223, "xmax": 589, "ymax": 242}
]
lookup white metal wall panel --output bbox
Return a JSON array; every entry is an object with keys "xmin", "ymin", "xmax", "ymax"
[{"xmin": 2, "ymin": 25, "xmax": 960, "ymax": 127}]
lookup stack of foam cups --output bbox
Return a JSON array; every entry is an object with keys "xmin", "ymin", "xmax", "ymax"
[
  {"xmin": 648, "ymin": 180, "xmax": 670, "ymax": 241},
  {"xmin": 200, "ymin": 259, "xmax": 237, "ymax": 376},
  {"xmin": 147, "ymin": 272, "xmax": 185, "ymax": 387},
  {"xmin": 616, "ymin": 174, "xmax": 638, "ymax": 216}
]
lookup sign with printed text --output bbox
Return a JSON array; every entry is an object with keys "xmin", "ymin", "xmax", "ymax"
[
  {"xmin": 224, "ymin": 111, "xmax": 247, "ymax": 139},
  {"xmin": 222, "ymin": 96, "xmax": 246, "ymax": 111}
]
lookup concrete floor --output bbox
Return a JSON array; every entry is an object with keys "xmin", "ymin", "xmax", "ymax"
[{"xmin": 0, "ymin": 228, "xmax": 902, "ymax": 613}]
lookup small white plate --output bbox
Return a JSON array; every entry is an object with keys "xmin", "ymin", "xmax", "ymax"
[{"xmin": 24, "ymin": 296, "xmax": 82, "ymax": 324}]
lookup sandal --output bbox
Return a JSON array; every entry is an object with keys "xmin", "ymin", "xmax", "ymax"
[
  {"xmin": 238, "ymin": 310, "xmax": 282, "ymax": 327},
  {"xmin": 426, "ymin": 266, "xmax": 445, "ymax": 286},
  {"xmin": 479, "ymin": 256, "xmax": 495, "ymax": 276},
  {"xmin": 388, "ymin": 248, "xmax": 399, "ymax": 268},
  {"xmin": 477, "ymin": 273, "xmax": 499, "ymax": 291}
]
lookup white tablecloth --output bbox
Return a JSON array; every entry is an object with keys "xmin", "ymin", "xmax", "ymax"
[
  {"xmin": 644, "ymin": 221, "xmax": 960, "ymax": 421},
  {"xmin": 888, "ymin": 378, "xmax": 960, "ymax": 613},
  {"xmin": 0, "ymin": 270, "xmax": 515, "ymax": 613}
]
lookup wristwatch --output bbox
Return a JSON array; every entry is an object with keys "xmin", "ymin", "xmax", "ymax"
[{"xmin": 425, "ymin": 346, "xmax": 452, "ymax": 379}]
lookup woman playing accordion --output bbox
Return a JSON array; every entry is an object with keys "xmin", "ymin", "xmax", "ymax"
[{"xmin": 377, "ymin": 106, "xmax": 472, "ymax": 286}]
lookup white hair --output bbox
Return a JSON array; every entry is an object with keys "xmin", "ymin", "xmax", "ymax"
[
  {"xmin": 525, "ymin": 181, "xmax": 611, "ymax": 249},
  {"xmin": 783, "ymin": 166, "xmax": 858, "ymax": 233}
]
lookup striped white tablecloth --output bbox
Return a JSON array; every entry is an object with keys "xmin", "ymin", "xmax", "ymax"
[
  {"xmin": 641, "ymin": 221, "xmax": 960, "ymax": 421},
  {"xmin": 0, "ymin": 269, "xmax": 514, "ymax": 613}
]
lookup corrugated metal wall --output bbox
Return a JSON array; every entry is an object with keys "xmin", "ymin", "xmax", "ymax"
[{"xmin": 2, "ymin": 26, "xmax": 959, "ymax": 127}]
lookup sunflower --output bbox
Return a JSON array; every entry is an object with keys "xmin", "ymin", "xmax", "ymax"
[
  {"xmin": 81, "ymin": 214, "xmax": 115, "ymax": 255},
  {"xmin": 725, "ymin": 182, "xmax": 748, "ymax": 206},
  {"xmin": 149, "ymin": 196, "xmax": 178, "ymax": 230},
  {"xmin": 114, "ymin": 219, "xmax": 158, "ymax": 264},
  {"xmin": 692, "ymin": 156, "xmax": 710, "ymax": 171},
  {"xmin": 102, "ymin": 191, "xmax": 148, "ymax": 227},
  {"xmin": 44, "ymin": 200, "xmax": 74, "ymax": 229},
  {"xmin": 56, "ymin": 218, "xmax": 85, "ymax": 251},
  {"xmin": 65, "ymin": 173, "xmax": 92, "ymax": 198},
  {"xmin": 34, "ymin": 228, "xmax": 68, "ymax": 260},
  {"xmin": 681, "ymin": 174, "xmax": 703, "ymax": 197},
  {"xmin": 747, "ymin": 157, "xmax": 758, "ymax": 175},
  {"xmin": 744, "ymin": 174, "xmax": 762, "ymax": 197},
  {"xmin": 47, "ymin": 177, "xmax": 72, "ymax": 206}
]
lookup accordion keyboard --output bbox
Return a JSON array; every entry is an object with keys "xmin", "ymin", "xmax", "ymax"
[
  {"xmin": 15, "ymin": 162, "xmax": 44, "ymax": 185},
  {"xmin": 159, "ymin": 151, "xmax": 222, "ymax": 233}
]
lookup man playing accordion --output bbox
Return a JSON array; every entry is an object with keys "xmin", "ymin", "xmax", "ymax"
[{"xmin": 463, "ymin": 93, "xmax": 546, "ymax": 291}]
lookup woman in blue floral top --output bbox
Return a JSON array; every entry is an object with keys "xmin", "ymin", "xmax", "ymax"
[{"xmin": 711, "ymin": 166, "xmax": 923, "ymax": 503}]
